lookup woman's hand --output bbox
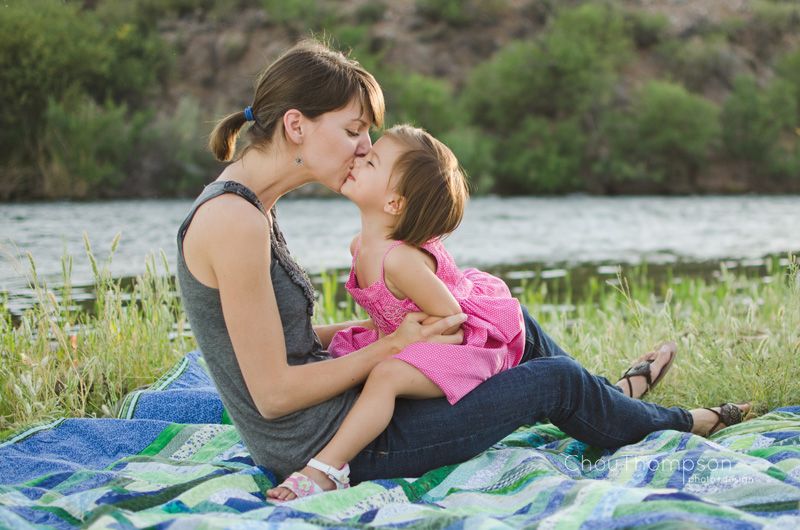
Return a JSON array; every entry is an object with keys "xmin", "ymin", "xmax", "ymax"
[{"xmin": 389, "ymin": 312, "xmax": 467, "ymax": 352}]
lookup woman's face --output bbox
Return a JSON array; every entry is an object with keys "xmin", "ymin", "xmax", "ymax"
[{"xmin": 301, "ymin": 99, "xmax": 373, "ymax": 193}]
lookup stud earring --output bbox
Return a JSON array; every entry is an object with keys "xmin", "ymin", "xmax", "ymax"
[{"xmin": 294, "ymin": 156, "xmax": 303, "ymax": 166}]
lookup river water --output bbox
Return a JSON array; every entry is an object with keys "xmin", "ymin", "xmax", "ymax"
[{"xmin": 2, "ymin": 195, "xmax": 799, "ymax": 314}]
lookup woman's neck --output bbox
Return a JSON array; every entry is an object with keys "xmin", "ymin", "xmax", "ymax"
[{"xmin": 217, "ymin": 145, "xmax": 311, "ymax": 211}]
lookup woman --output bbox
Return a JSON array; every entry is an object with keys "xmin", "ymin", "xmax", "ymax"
[{"xmin": 177, "ymin": 40, "xmax": 748, "ymax": 492}]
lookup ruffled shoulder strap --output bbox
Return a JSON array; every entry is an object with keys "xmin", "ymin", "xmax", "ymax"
[{"xmin": 269, "ymin": 208, "xmax": 316, "ymax": 316}]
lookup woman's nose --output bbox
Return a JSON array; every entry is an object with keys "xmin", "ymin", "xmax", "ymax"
[{"xmin": 355, "ymin": 131, "xmax": 372, "ymax": 157}]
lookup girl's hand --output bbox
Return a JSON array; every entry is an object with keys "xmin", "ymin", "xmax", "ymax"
[
  {"xmin": 390, "ymin": 312, "xmax": 466, "ymax": 352},
  {"xmin": 420, "ymin": 315, "xmax": 462, "ymax": 336}
]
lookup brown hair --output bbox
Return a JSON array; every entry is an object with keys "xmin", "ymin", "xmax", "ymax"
[
  {"xmin": 208, "ymin": 39, "xmax": 385, "ymax": 161},
  {"xmin": 383, "ymin": 124, "xmax": 469, "ymax": 247}
]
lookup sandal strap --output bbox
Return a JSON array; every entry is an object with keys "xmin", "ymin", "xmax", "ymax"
[
  {"xmin": 620, "ymin": 360, "xmax": 654, "ymax": 396},
  {"xmin": 702, "ymin": 403, "xmax": 745, "ymax": 436},
  {"xmin": 307, "ymin": 458, "xmax": 350, "ymax": 488},
  {"xmin": 718, "ymin": 403, "xmax": 744, "ymax": 426}
]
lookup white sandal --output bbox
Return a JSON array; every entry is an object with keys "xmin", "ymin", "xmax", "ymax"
[
  {"xmin": 307, "ymin": 458, "xmax": 351, "ymax": 489},
  {"xmin": 270, "ymin": 458, "xmax": 350, "ymax": 500}
]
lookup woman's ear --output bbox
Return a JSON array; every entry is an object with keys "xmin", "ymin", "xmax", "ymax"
[
  {"xmin": 283, "ymin": 109, "xmax": 304, "ymax": 145},
  {"xmin": 384, "ymin": 194, "xmax": 405, "ymax": 216}
]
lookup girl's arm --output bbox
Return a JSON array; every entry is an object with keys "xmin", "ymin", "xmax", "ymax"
[
  {"xmin": 314, "ymin": 318, "xmax": 375, "ymax": 349},
  {"xmin": 190, "ymin": 198, "xmax": 464, "ymax": 420},
  {"xmin": 383, "ymin": 244, "xmax": 463, "ymax": 335}
]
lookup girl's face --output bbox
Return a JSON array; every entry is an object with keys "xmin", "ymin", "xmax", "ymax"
[
  {"xmin": 340, "ymin": 136, "xmax": 404, "ymax": 211},
  {"xmin": 301, "ymin": 99, "xmax": 373, "ymax": 193}
]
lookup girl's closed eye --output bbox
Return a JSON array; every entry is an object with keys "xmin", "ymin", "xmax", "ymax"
[
  {"xmin": 346, "ymin": 130, "xmax": 359, "ymax": 137},
  {"xmin": 367, "ymin": 160, "xmax": 375, "ymax": 167}
]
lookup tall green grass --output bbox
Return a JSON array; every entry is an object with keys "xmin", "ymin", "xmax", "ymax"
[
  {"xmin": 0, "ymin": 235, "xmax": 193, "ymax": 439},
  {"xmin": 523, "ymin": 256, "xmax": 800, "ymax": 415},
  {"xmin": 1, "ymin": 245, "xmax": 798, "ymax": 439}
]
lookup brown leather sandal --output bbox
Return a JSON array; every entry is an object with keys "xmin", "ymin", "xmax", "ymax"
[
  {"xmin": 703, "ymin": 403, "xmax": 748, "ymax": 436},
  {"xmin": 618, "ymin": 342, "xmax": 677, "ymax": 399}
]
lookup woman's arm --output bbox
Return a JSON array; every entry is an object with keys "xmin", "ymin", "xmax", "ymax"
[
  {"xmin": 383, "ymin": 244, "xmax": 463, "ymax": 335},
  {"xmin": 192, "ymin": 199, "xmax": 463, "ymax": 420}
]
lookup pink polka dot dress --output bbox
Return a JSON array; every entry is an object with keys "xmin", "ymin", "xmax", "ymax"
[{"xmin": 329, "ymin": 239, "xmax": 525, "ymax": 405}]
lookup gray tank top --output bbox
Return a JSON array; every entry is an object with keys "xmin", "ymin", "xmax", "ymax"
[{"xmin": 176, "ymin": 180, "xmax": 357, "ymax": 478}]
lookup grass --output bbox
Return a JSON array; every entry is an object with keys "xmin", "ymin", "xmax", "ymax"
[
  {"xmin": 1, "ymin": 242, "xmax": 798, "ymax": 440},
  {"xmin": 0, "ymin": 235, "xmax": 194, "ymax": 439}
]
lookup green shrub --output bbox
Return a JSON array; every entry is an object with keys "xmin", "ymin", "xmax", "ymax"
[
  {"xmin": 494, "ymin": 117, "xmax": 586, "ymax": 194},
  {"xmin": 656, "ymin": 35, "xmax": 737, "ymax": 92},
  {"xmin": 775, "ymin": 49, "xmax": 800, "ymax": 124},
  {"xmin": 439, "ymin": 127, "xmax": 497, "ymax": 195},
  {"xmin": 462, "ymin": 3, "xmax": 630, "ymax": 129},
  {"xmin": 746, "ymin": 1, "xmax": 800, "ymax": 57},
  {"xmin": 625, "ymin": 11, "xmax": 669, "ymax": 49},
  {"xmin": 383, "ymin": 73, "xmax": 461, "ymax": 136},
  {"xmin": 40, "ymin": 95, "xmax": 151, "ymax": 199},
  {"xmin": 415, "ymin": 0, "xmax": 510, "ymax": 27},
  {"xmin": 461, "ymin": 40, "xmax": 537, "ymax": 130},
  {"xmin": 355, "ymin": 1, "xmax": 386, "ymax": 24},
  {"xmin": 0, "ymin": 1, "xmax": 106, "ymax": 160},
  {"xmin": 719, "ymin": 74, "xmax": 799, "ymax": 183},
  {"xmin": 549, "ymin": 3, "xmax": 632, "ymax": 65},
  {"xmin": 355, "ymin": 0, "xmax": 386, "ymax": 24},
  {"xmin": 0, "ymin": 0, "xmax": 170, "ymax": 164},
  {"xmin": 137, "ymin": 97, "xmax": 220, "ymax": 197},
  {"xmin": 720, "ymin": 76, "xmax": 793, "ymax": 170},
  {"xmin": 751, "ymin": 1, "xmax": 800, "ymax": 36},
  {"xmin": 328, "ymin": 24, "xmax": 372, "ymax": 59},
  {"xmin": 598, "ymin": 81, "xmax": 720, "ymax": 187},
  {"xmin": 261, "ymin": 0, "xmax": 338, "ymax": 30}
]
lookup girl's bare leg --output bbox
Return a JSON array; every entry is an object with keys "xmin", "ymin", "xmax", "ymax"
[{"xmin": 268, "ymin": 359, "xmax": 442, "ymax": 500}]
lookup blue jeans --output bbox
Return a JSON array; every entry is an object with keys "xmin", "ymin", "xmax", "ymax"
[{"xmin": 349, "ymin": 306, "xmax": 693, "ymax": 483}]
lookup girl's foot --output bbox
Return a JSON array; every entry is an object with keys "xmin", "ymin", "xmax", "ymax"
[
  {"xmin": 615, "ymin": 342, "xmax": 677, "ymax": 399},
  {"xmin": 267, "ymin": 459, "xmax": 349, "ymax": 501},
  {"xmin": 690, "ymin": 403, "xmax": 751, "ymax": 437}
]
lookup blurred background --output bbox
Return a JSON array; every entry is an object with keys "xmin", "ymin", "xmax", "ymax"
[
  {"xmin": 1, "ymin": 0, "xmax": 799, "ymax": 313},
  {"xmin": 2, "ymin": 0, "xmax": 799, "ymax": 200}
]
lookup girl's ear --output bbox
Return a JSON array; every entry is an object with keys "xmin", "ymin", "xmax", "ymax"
[
  {"xmin": 283, "ymin": 109, "xmax": 304, "ymax": 145},
  {"xmin": 384, "ymin": 194, "xmax": 405, "ymax": 216}
]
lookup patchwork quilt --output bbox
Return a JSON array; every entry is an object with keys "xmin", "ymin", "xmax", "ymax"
[{"xmin": 1, "ymin": 350, "xmax": 798, "ymax": 529}]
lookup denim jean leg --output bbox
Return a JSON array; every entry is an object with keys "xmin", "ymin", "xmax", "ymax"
[
  {"xmin": 520, "ymin": 305, "xmax": 573, "ymax": 361},
  {"xmin": 349, "ymin": 351, "xmax": 693, "ymax": 483},
  {"xmin": 521, "ymin": 305, "xmax": 624, "ymax": 393}
]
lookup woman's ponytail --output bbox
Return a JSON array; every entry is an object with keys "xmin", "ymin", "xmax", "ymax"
[
  {"xmin": 208, "ymin": 110, "xmax": 249, "ymax": 162},
  {"xmin": 207, "ymin": 39, "xmax": 385, "ymax": 164}
]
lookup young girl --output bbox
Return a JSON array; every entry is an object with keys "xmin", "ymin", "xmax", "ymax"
[{"xmin": 268, "ymin": 124, "xmax": 526, "ymax": 500}]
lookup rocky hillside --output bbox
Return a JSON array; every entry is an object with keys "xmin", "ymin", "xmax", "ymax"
[{"xmin": 163, "ymin": 0, "xmax": 795, "ymax": 116}]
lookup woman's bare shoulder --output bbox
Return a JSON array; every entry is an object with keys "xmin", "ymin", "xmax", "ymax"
[{"xmin": 191, "ymin": 193, "xmax": 270, "ymax": 247}]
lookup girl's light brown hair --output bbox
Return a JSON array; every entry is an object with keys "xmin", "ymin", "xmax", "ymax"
[
  {"xmin": 384, "ymin": 125, "xmax": 469, "ymax": 247},
  {"xmin": 208, "ymin": 39, "xmax": 385, "ymax": 161}
]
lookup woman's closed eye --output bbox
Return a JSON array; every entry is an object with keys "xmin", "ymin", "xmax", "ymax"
[{"xmin": 346, "ymin": 130, "xmax": 359, "ymax": 137}]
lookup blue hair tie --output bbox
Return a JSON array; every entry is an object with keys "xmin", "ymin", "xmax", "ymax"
[{"xmin": 243, "ymin": 106, "xmax": 255, "ymax": 122}]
